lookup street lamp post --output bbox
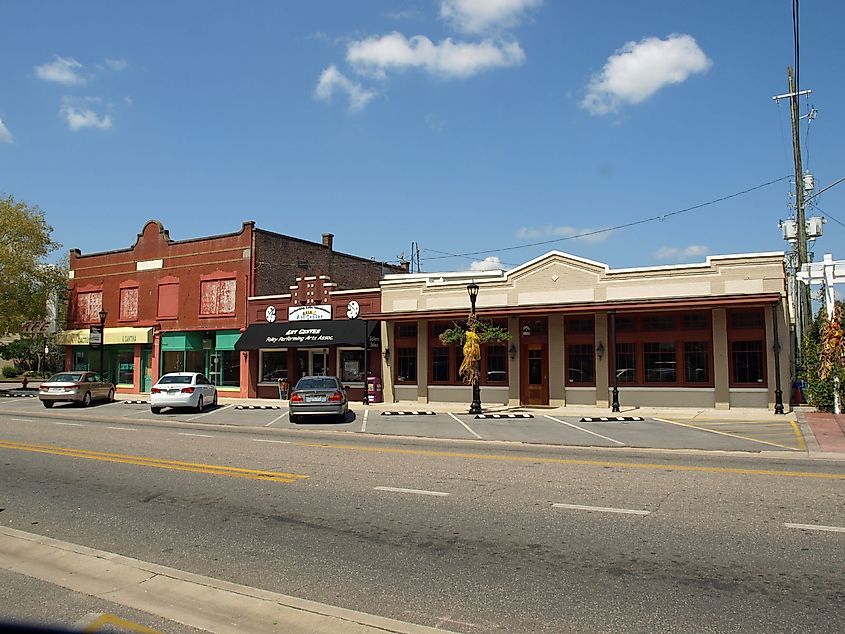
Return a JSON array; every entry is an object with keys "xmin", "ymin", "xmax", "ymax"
[
  {"xmin": 467, "ymin": 282, "xmax": 482, "ymax": 415},
  {"xmin": 98, "ymin": 310, "xmax": 107, "ymax": 379}
]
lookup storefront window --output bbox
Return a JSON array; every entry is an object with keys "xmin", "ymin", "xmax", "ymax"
[
  {"xmin": 731, "ymin": 340, "xmax": 764, "ymax": 384},
  {"xmin": 397, "ymin": 348, "xmax": 417, "ymax": 383},
  {"xmin": 615, "ymin": 342, "xmax": 637, "ymax": 383},
  {"xmin": 162, "ymin": 350, "xmax": 184, "ymax": 374},
  {"xmin": 185, "ymin": 350, "xmax": 205, "ymax": 374},
  {"xmin": 684, "ymin": 342, "xmax": 709, "ymax": 383},
  {"xmin": 567, "ymin": 343, "xmax": 595, "ymax": 384},
  {"xmin": 431, "ymin": 346, "xmax": 449, "ymax": 382},
  {"xmin": 261, "ymin": 350, "xmax": 288, "ymax": 382},
  {"xmin": 486, "ymin": 344, "xmax": 507, "ymax": 384},
  {"xmin": 339, "ymin": 349, "xmax": 366, "ymax": 383},
  {"xmin": 644, "ymin": 342, "xmax": 676, "ymax": 382},
  {"xmin": 73, "ymin": 349, "xmax": 90, "ymax": 371},
  {"xmin": 116, "ymin": 347, "xmax": 135, "ymax": 385}
]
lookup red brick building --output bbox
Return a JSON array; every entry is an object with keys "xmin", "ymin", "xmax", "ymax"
[{"xmin": 58, "ymin": 220, "xmax": 401, "ymax": 397}]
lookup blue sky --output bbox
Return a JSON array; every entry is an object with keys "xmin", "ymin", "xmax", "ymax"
[{"xmin": 2, "ymin": 1, "xmax": 843, "ymax": 273}]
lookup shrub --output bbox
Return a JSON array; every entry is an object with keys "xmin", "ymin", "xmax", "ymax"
[
  {"xmin": 2, "ymin": 366, "xmax": 19, "ymax": 379},
  {"xmin": 804, "ymin": 303, "xmax": 845, "ymax": 412}
]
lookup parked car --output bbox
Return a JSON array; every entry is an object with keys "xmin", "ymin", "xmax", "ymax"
[
  {"xmin": 289, "ymin": 375, "xmax": 348, "ymax": 423},
  {"xmin": 150, "ymin": 372, "xmax": 217, "ymax": 414},
  {"xmin": 39, "ymin": 371, "xmax": 115, "ymax": 408}
]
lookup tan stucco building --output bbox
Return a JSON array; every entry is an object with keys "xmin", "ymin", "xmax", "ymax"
[{"xmin": 376, "ymin": 250, "xmax": 791, "ymax": 411}]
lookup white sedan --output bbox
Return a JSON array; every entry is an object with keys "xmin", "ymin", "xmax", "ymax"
[{"xmin": 150, "ymin": 372, "xmax": 217, "ymax": 414}]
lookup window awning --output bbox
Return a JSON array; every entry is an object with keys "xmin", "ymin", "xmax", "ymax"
[
  {"xmin": 55, "ymin": 327, "xmax": 154, "ymax": 346},
  {"xmin": 234, "ymin": 320, "xmax": 380, "ymax": 351}
]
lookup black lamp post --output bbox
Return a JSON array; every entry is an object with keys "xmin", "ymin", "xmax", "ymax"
[
  {"xmin": 98, "ymin": 310, "xmax": 107, "ymax": 379},
  {"xmin": 467, "ymin": 282, "xmax": 482, "ymax": 415},
  {"xmin": 610, "ymin": 310, "xmax": 620, "ymax": 412}
]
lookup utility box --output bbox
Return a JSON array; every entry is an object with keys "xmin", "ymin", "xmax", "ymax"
[{"xmin": 367, "ymin": 376, "xmax": 383, "ymax": 403}]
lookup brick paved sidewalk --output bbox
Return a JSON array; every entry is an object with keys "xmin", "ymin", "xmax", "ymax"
[{"xmin": 804, "ymin": 412, "xmax": 845, "ymax": 453}]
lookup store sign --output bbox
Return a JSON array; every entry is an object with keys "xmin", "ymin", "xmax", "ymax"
[
  {"xmin": 288, "ymin": 304, "xmax": 332, "ymax": 321},
  {"xmin": 266, "ymin": 326, "xmax": 338, "ymax": 345},
  {"xmin": 89, "ymin": 325, "xmax": 103, "ymax": 349}
]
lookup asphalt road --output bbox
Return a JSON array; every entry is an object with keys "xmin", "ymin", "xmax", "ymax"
[{"xmin": 1, "ymin": 410, "xmax": 844, "ymax": 633}]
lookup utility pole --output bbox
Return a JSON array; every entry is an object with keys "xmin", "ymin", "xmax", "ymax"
[{"xmin": 774, "ymin": 67, "xmax": 813, "ymax": 341}]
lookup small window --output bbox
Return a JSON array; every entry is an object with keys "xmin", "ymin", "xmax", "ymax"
[
  {"xmin": 521, "ymin": 318, "xmax": 548, "ymax": 336},
  {"xmin": 615, "ymin": 316, "xmax": 636, "ymax": 332},
  {"xmin": 682, "ymin": 313, "xmax": 709, "ymax": 330},
  {"xmin": 76, "ymin": 291, "xmax": 103, "ymax": 323},
  {"xmin": 643, "ymin": 315, "xmax": 677, "ymax": 331},
  {"xmin": 396, "ymin": 323, "xmax": 417, "ymax": 339},
  {"xmin": 158, "ymin": 283, "xmax": 179, "ymax": 319},
  {"xmin": 119, "ymin": 287, "xmax": 138, "ymax": 321},
  {"xmin": 200, "ymin": 279, "xmax": 236, "ymax": 315},
  {"xmin": 565, "ymin": 317, "xmax": 594, "ymax": 334},
  {"xmin": 730, "ymin": 310, "xmax": 764, "ymax": 329}
]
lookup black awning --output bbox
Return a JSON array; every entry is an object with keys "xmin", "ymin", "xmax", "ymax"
[{"xmin": 235, "ymin": 320, "xmax": 380, "ymax": 351}]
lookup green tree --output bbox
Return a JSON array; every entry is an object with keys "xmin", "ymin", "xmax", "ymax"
[{"xmin": 0, "ymin": 195, "xmax": 66, "ymax": 337}]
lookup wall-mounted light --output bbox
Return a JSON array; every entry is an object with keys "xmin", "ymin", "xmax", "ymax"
[
  {"xmin": 509, "ymin": 343, "xmax": 517, "ymax": 360},
  {"xmin": 596, "ymin": 341, "xmax": 604, "ymax": 360},
  {"xmin": 383, "ymin": 348, "xmax": 390, "ymax": 362}
]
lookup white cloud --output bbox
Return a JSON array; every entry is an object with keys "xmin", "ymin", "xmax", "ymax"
[
  {"xmin": 60, "ymin": 99, "xmax": 112, "ymax": 131},
  {"xmin": 470, "ymin": 256, "xmax": 503, "ymax": 271},
  {"xmin": 104, "ymin": 58, "xmax": 128, "ymax": 71},
  {"xmin": 440, "ymin": 0, "xmax": 542, "ymax": 34},
  {"xmin": 314, "ymin": 65, "xmax": 378, "ymax": 112},
  {"xmin": 0, "ymin": 119, "xmax": 12, "ymax": 144},
  {"xmin": 347, "ymin": 32, "xmax": 525, "ymax": 79},
  {"xmin": 654, "ymin": 245, "xmax": 710, "ymax": 260},
  {"xmin": 581, "ymin": 34, "xmax": 711, "ymax": 115},
  {"xmin": 34, "ymin": 56, "xmax": 88, "ymax": 85},
  {"xmin": 515, "ymin": 225, "xmax": 609, "ymax": 244}
]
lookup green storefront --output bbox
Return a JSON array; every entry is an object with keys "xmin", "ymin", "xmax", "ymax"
[{"xmin": 160, "ymin": 330, "xmax": 240, "ymax": 390}]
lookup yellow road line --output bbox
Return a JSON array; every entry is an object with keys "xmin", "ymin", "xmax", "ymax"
[
  {"xmin": 790, "ymin": 419, "xmax": 807, "ymax": 452},
  {"xmin": 83, "ymin": 613, "xmax": 162, "ymax": 634},
  {"xmin": 297, "ymin": 442, "xmax": 845, "ymax": 480},
  {"xmin": 652, "ymin": 417, "xmax": 799, "ymax": 451},
  {"xmin": 0, "ymin": 440, "xmax": 307, "ymax": 483}
]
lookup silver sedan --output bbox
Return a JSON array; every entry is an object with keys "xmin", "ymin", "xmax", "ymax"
[{"xmin": 289, "ymin": 376, "xmax": 349, "ymax": 423}]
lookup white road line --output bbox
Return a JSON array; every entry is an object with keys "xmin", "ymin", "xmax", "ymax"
[
  {"xmin": 552, "ymin": 503, "xmax": 650, "ymax": 516},
  {"xmin": 361, "ymin": 409, "xmax": 369, "ymax": 433},
  {"xmin": 448, "ymin": 412, "xmax": 482, "ymax": 439},
  {"xmin": 106, "ymin": 426, "xmax": 137, "ymax": 431},
  {"xmin": 374, "ymin": 486, "xmax": 449, "ymax": 497},
  {"xmin": 784, "ymin": 522, "xmax": 845, "ymax": 533},
  {"xmin": 55, "ymin": 422, "xmax": 84, "ymax": 427},
  {"xmin": 265, "ymin": 410, "xmax": 289, "ymax": 427},
  {"xmin": 9, "ymin": 418, "xmax": 35, "ymax": 422},
  {"xmin": 251, "ymin": 438, "xmax": 291, "ymax": 444},
  {"xmin": 185, "ymin": 402, "xmax": 234, "ymax": 422},
  {"xmin": 544, "ymin": 415, "xmax": 626, "ymax": 446},
  {"xmin": 177, "ymin": 432, "xmax": 214, "ymax": 438},
  {"xmin": 653, "ymin": 417, "xmax": 799, "ymax": 451}
]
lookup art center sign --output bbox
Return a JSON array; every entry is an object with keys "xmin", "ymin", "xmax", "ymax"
[{"xmin": 288, "ymin": 305, "xmax": 332, "ymax": 321}]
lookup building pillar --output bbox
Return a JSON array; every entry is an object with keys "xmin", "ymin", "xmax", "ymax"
[
  {"xmin": 549, "ymin": 315, "xmax": 565, "ymax": 407},
  {"xmin": 595, "ymin": 312, "xmax": 609, "ymax": 407},
  {"xmin": 133, "ymin": 344, "xmax": 142, "ymax": 393},
  {"xmin": 416, "ymin": 319, "xmax": 428, "ymax": 404},
  {"xmin": 381, "ymin": 321, "xmax": 395, "ymax": 404},
  {"xmin": 508, "ymin": 317, "xmax": 520, "ymax": 407},
  {"xmin": 713, "ymin": 308, "xmax": 729, "ymax": 409}
]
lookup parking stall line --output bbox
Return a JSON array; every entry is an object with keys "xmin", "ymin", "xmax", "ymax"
[
  {"xmin": 186, "ymin": 403, "xmax": 233, "ymax": 422},
  {"xmin": 552, "ymin": 503, "xmax": 650, "ymax": 516},
  {"xmin": 448, "ymin": 412, "xmax": 482, "ymax": 439},
  {"xmin": 653, "ymin": 417, "xmax": 800, "ymax": 451},
  {"xmin": 252, "ymin": 438, "xmax": 291, "ymax": 444},
  {"xmin": 9, "ymin": 418, "xmax": 35, "ymax": 423},
  {"xmin": 177, "ymin": 432, "xmax": 215, "ymax": 438},
  {"xmin": 784, "ymin": 523, "xmax": 845, "ymax": 533},
  {"xmin": 374, "ymin": 486, "xmax": 449, "ymax": 497},
  {"xmin": 361, "ymin": 409, "xmax": 368, "ymax": 433},
  {"xmin": 55, "ymin": 422, "xmax": 85, "ymax": 427},
  {"xmin": 265, "ymin": 410, "xmax": 289, "ymax": 427},
  {"xmin": 544, "ymin": 415, "xmax": 626, "ymax": 446},
  {"xmin": 106, "ymin": 426, "xmax": 137, "ymax": 431}
]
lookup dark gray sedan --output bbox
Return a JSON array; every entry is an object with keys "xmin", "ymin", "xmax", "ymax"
[{"xmin": 288, "ymin": 376, "xmax": 348, "ymax": 423}]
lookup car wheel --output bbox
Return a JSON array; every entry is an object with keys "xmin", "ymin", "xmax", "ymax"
[
  {"xmin": 212, "ymin": 391, "xmax": 218, "ymax": 407},
  {"xmin": 196, "ymin": 395, "xmax": 204, "ymax": 413},
  {"xmin": 151, "ymin": 406, "xmax": 162, "ymax": 415},
  {"xmin": 289, "ymin": 414, "xmax": 300, "ymax": 424},
  {"xmin": 107, "ymin": 388, "xmax": 115, "ymax": 402},
  {"xmin": 42, "ymin": 401, "xmax": 54, "ymax": 408},
  {"xmin": 81, "ymin": 391, "xmax": 92, "ymax": 407}
]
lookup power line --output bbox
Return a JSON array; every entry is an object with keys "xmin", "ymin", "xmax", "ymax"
[
  {"xmin": 420, "ymin": 175, "xmax": 792, "ymax": 263},
  {"xmin": 814, "ymin": 206, "xmax": 845, "ymax": 230}
]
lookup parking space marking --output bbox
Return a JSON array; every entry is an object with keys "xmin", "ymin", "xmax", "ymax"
[
  {"xmin": 106, "ymin": 426, "xmax": 137, "ymax": 431},
  {"xmin": 790, "ymin": 420, "xmax": 807, "ymax": 452},
  {"xmin": 55, "ymin": 422, "xmax": 84, "ymax": 427},
  {"xmin": 9, "ymin": 418, "xmax": 34, "ymax": 423},
  {"xmin": 544, "ymin": 415, "xmax": 626, "ymax": 446},
  {"xmin": 186, "ymin": 403, "xmax": 234, "ymax": 422},
  {"xmin": 252, "ymin": 438, "xmax": 291, "ymax": 444},
  {"xmin": 784, "ymin": 523, "xmax": 845, "ymax": 533},
  {"xmin": 361, "ymin": 409, "xmax": 368, "ymax": 433},
  {"xmin": 448, "ymin": 412, "xmax": 482, "ymax": 439},
  {"xmin": 552, "ymin": 503, "xmax": 650, "ymax": 516},
  {"xmin": 265, "ymin": 410, "xmax": 289, "ymax": 427},
  {"xmin": 653, "ymin": 417, "xmax": 800, "ymax": 451},
  {"xmin": 177, "ymin": 432, "xmax": 214, "ymax": 438},
  {"xmin": 374, "ymin": 486, "xmax": 449, "ymax": 497}
]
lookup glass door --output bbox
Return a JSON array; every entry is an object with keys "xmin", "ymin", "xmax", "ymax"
[{"xmin": 310, "ymin": 349, "xmax": 328, "ymax": 376}]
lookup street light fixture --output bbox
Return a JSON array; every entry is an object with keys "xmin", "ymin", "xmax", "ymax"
[
  {"xmin": 98, "ymin": 310, "xmax": 107, "ymax": 379},
  {"xmin": 467, "ymin": 282, "xmax": 481, "ymax": 415}
]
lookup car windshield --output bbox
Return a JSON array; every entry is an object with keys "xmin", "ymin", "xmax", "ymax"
[
  {"xmin": 49, "ymin": 373, "xmax": 84, "ymax": 382},
  {"xmin": 158, "ymin": 375, "xmax": 193, "ymax": 385},
  {"xmin": 295, "ymin": 378, "xmax": 338, "ymax": 390}
]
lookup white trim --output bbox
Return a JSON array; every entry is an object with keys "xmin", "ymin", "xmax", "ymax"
[
  {"xmin": 331, "ymin": 288, "xmax": 380, "ymax": 295},
  {"xmin": 136, "ymin": 259, "xmax": 163, "ymax": 271},
  {"xmin": 248, "ymin": 293, "xmax": 292, "ymax": 301},
  {"xmin": 608, "ymin": 387, "xmax": 716, "ymax": 392},
  {"xmin": 728, "ymin": 387, "xmax": 768, "ymax": 393},
  {"xmin": 565, "ymin": 386, "xmax": 597, "ymax": 391}
]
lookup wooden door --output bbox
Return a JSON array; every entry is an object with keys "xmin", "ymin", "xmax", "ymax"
[{"xmin": 521, "ymin": 342, "xmax": 549, "ymax": 405}]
